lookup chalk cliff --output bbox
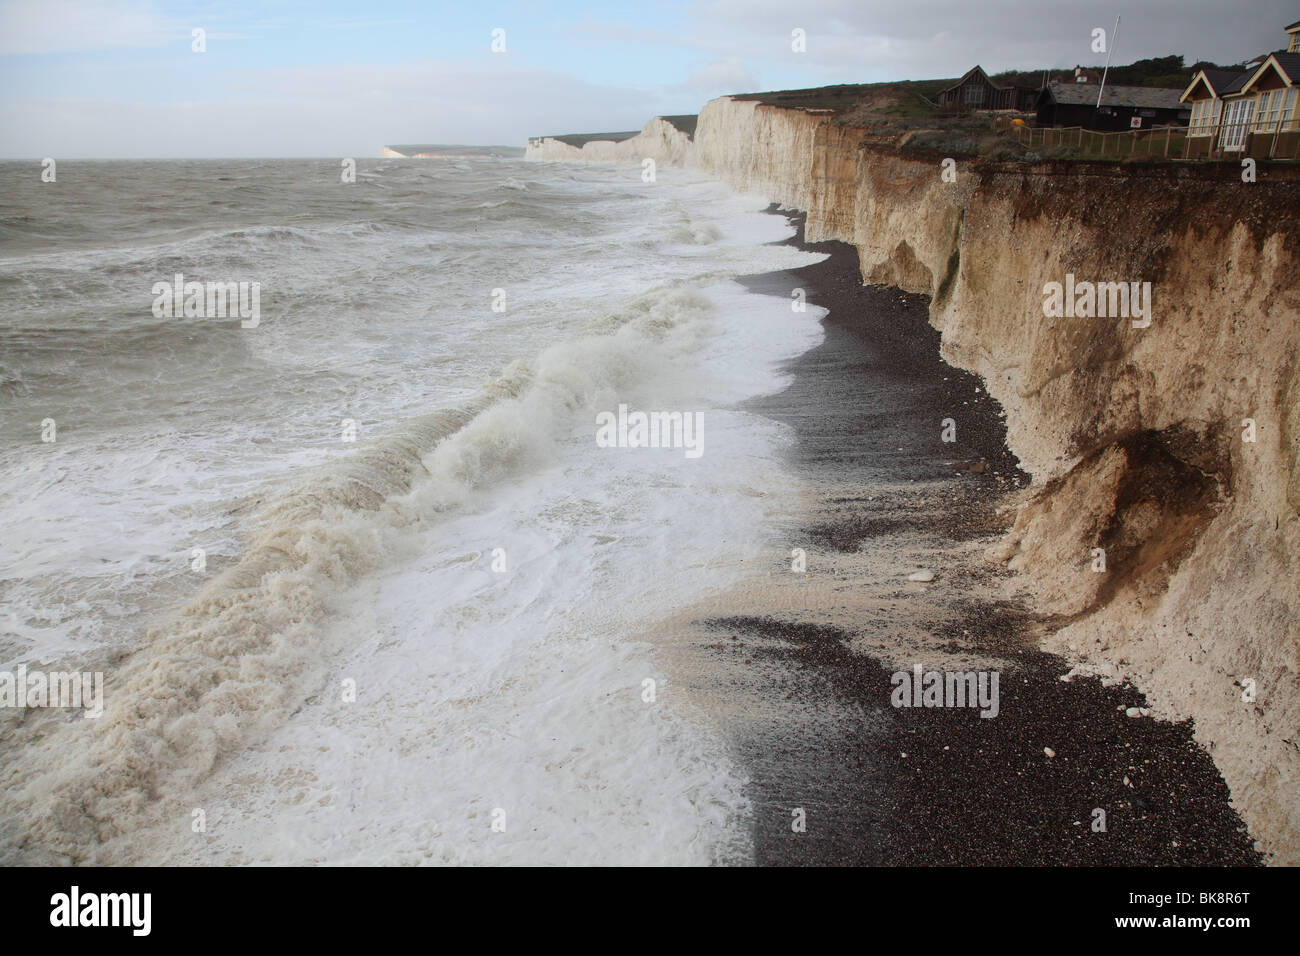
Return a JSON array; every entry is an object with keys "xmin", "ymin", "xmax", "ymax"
[
  {"xmin": 525, "ymin": 116, "xmax": 697, "ymax": 166},
  {"xmin": 529, "ymin": 92, "xmax": 1300, "ymax": 862},
  {"xmin": 691, "ymin": 94, "xmax": 1300, "ymax": 863}
]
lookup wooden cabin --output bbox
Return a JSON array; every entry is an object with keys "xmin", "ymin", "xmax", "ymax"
[
  {"xmin": 1035, "ymin": 81, "xmax": 1189, "ymax": 131},
  {"xmin": 936, "ymin": 66, "xmax": 1037, "ymax": 111}
]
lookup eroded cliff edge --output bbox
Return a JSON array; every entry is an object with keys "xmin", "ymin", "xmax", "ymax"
[{"xmin": 693, "ymin": 95, "xmax": 1300, "ymax": 863}]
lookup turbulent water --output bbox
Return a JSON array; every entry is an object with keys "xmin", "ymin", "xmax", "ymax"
[{"xmin": 0, "ymin": 158, "xmax": 826, "ymax": 864}]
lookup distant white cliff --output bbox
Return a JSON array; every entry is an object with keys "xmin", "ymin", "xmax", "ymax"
[{"xmin": 525, "ymin": 116, "xmax": 697, "ymax": 167}]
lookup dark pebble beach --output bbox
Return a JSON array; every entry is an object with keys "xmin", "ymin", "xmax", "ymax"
[{"xmin": 692, "ymin": 208, "xmax": 1262, "ymax": 867}]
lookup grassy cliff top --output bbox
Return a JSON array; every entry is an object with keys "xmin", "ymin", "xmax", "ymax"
[
  {"xmin": 731, "ymin": 80, "xmax": 951, "ymax": 115},
  {"xmin": 542, "ymin": 130, "xmax": 641, "ymax": 147},
  {"xmin": 660, "ymin": 114, "xmax": 699, "ymax": 136}
]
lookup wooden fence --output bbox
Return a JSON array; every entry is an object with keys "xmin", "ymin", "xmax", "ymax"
[{"xmin": 998, "ymin": 117, "xmax": 1300, "ymax": 163}]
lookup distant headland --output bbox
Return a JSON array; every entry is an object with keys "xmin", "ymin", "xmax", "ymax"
[{"xmin": 381, "ymin": 144, "xmax": 525, "ymax": 158}]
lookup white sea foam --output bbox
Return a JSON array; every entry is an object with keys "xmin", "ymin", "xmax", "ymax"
[{"xmin": 0, "ymin": 159, "xmax": 825, "ymax": 864}]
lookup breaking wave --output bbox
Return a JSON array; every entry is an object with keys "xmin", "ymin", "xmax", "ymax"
[{"xmin": 0, "ymin": 287, "xmax": 715, "ymax": 863}]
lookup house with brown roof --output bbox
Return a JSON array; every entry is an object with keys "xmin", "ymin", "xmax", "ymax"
[{"xmin": 1180, "ymin": 20, "xmax": 1300, "ymax": 157}]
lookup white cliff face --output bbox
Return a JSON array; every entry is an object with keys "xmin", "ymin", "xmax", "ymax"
[
  {"xmin": 695, "ymin": 97, "xmax": 823, "ymax": 211},
  {"xmin": 692, "ymin": 93, "xmax": 1300, "ymax": 864},
  {"xmin": 525, "ymin": 117, "xmax": 696, "ymax": 166},
  {"xmin": 925, "ymin": 169, "xmax": 1300, "ymax": 868}
]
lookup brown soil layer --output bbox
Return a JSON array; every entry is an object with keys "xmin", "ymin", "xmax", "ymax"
[{"xmin": 696, "ymin": 208, "xmax": 1261, "ymax": 866}]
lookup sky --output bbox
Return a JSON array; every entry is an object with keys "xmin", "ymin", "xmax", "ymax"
[{"xmin": 0, "ymin": 0, "xmax": 1295, "ymax": 157}]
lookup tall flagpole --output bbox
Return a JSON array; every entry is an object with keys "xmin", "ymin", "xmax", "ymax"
[{"xmin": 1097, "ymin": 14, "xmax": 1121, "ymax": 108}]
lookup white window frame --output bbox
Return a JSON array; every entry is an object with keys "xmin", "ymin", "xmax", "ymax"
[
  {"xmin": 1254, "ymin": 90, "xmax": 1278, "ymax": 132},
  {"xmin": 1189, "ymin": 98, "xmax": 1218, "ymax": 136},
  {"xmin": 1221, "ymin": 98, "xmax": 1255, "ymax": 150}
]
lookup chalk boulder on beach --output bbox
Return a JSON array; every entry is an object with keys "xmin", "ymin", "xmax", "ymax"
[{"xmin": 907, "ymin": 570, "xmax": 935, "ymax": 582}]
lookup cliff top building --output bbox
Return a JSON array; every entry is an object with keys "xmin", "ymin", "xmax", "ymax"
[
  {"xmin": 936, "ymin": 65, "xmax": 1037, "ymax": 112},
  {"xmin": 1180, "ymin": 19, "xmax": 1300, "ymax": 157},
  {"xmin": 1035, "ymin": 81, "xmax": 1189, "ymax": 131}
]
